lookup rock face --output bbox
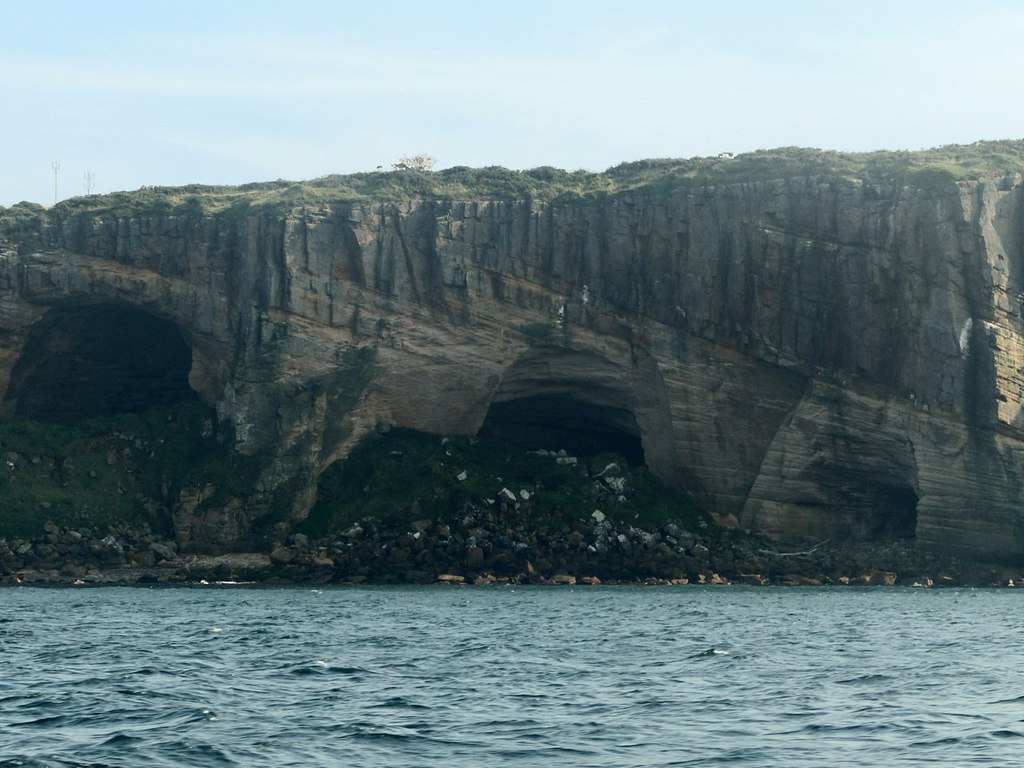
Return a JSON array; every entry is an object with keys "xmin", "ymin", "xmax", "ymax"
[{"xmin": 2, "ymin": 164, "xmax": 1024, "ymax": 560}]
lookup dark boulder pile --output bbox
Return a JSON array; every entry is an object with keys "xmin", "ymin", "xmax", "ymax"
[
  {"xmin": 0, "ymin": 520, "xmax": 179, "ymax": 583},
  {"xmin": 3, "ymin": 507, "xmax": 1020, "ymax": 588}
]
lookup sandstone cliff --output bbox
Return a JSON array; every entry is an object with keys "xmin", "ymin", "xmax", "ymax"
[{"xmin": 2, "ymin": 144, "xmax": 1024, "ymax": 560}]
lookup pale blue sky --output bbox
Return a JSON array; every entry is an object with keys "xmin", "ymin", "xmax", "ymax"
[{"xmin": 2, "ymin": 0, "xmax": 1022, "ymax": 206}]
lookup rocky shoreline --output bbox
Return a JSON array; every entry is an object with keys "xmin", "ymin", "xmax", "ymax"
[{"xmin": 4, "ymin": 510, "xmax": 1023, "ymax": 588}]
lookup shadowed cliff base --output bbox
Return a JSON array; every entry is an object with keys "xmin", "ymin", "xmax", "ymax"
[
  {"xmin": 7, "ymin": 418, "xmax": 1006, "ymax": 588},
  {"xmin": 0, "ymin": 400, "xmax": 257, "ymax": 541},
  {"xmin": 303, "ymin": 427, "xmax": 699, "ymax": 538}
]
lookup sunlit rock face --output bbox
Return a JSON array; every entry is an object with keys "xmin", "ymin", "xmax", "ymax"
[{"xmin": 1, "ymin": 169, "xmax": 1023, "ymax": 558}]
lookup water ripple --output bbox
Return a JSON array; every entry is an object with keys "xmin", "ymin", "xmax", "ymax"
[{"xmin": 2, "ymin": 586, "xmax": 1024, "ymax": 766}]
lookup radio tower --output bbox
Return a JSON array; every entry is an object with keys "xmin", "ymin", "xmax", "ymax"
[
  {"xmin": 84, "ymin": 171, "xmax": 95, "ymax": 195},
  {"xmin": 52, "ymin": 161, "xmax": 60, "ymax": 205}
]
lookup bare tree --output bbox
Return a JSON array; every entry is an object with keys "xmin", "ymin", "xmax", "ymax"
[{"xmin": 391, "ymin": 154, "xmax": 436, "ymax": 172}]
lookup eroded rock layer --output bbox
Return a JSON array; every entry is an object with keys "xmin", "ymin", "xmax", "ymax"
[{"xmin": 2, "ymin": 163, "xmax": 1023, "ymax": 559}]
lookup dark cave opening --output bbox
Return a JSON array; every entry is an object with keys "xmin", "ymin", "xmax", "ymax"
[
  {"xmin": 4, "ymin": 304, "xmax": 197, "ymax": 423},
  {"xmin": 477, "ymin": 395, "xmax": 646, "ymax": 465},
  {"xmin": 791, "ymin": 459, "xmax": 921, "ymax": 544},
  {"xmin": 859, "ymin": 483, "xmax": 919, "ymax": 542}
]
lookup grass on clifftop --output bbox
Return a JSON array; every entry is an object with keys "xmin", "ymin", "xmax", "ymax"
[{"xmin": 4, "ymin": 140, "xmax": 1024, "ymax": 229}]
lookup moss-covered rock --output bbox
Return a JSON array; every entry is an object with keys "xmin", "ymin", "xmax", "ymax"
[{"xmin": 0, "ymin": 401, "xmax": 257, "ymax": 540}]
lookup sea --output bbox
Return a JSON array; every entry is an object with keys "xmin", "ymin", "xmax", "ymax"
[{"xmin": 1, "ymin": 585, "xmax": 1022, "ymax": 767}]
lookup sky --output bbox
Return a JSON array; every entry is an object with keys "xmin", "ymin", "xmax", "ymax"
[{"xmin": 2, "ymin": 0, "xmax": 1023, "ymax": 206}]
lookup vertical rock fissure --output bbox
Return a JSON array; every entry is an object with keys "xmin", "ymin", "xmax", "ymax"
[{"xmin": 394, "ymin": 207, "xmax": 422, "ymax": 305}]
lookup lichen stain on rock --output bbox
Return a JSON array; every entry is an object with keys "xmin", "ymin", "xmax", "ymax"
[{"xmin": 1, "ymin": 161, "xmax": 1024, "ymax": 559}]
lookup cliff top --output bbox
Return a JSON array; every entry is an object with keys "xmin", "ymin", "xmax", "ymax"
[{"xmin": 4, "ymin": 140, "xmax": 1024, "ymax": 223}]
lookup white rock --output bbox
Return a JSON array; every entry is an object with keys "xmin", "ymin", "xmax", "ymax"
[
  {"xmin": 500, "ymin": 487, "xmax": 517, "ymax": 502},
  {"xmin": 519, "ymin": 489, "xmax": 531, "ymax": 501},
  {"xmin": 591, "ymin": 510, "xmax": 606, "ymax": 524},
  {"xmin": 456, "ymin": 470, "xmax": 468, "ymax": 482}
]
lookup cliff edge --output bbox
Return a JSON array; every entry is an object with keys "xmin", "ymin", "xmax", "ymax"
[{"xmin": 3, "ymin": 142, "xmax": 1024, "ymax": 561}]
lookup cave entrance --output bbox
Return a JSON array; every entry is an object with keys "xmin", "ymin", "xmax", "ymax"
[
  {"xmin": 806, "ymin": 459, "xmax": 920, "ymax": 543},
  {"xmin": 4, "ymin": 304, "xmax": 197, "ymax": 423},
  {"xmin": 858, "ymin": 482, "xmax": 919, "ymax": 543},
  {"xmin": 477, "ymin": 394, "xmax": 646, "ymax": 465}
]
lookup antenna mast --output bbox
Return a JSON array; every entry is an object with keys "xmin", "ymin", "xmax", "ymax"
[
  {"xmin": 84, "ymin": 170, "xmax": 95, "ymax": 195},
  {"xmin": 51, "ymin": 161, "xmax": 60, "ymax": 205}
]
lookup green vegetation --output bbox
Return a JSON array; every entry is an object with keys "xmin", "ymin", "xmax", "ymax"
[
  {"xmin": 300, "ymin": 427, "xmax": 709, "ymax": 537},
  {"xmin": 4, "ymin": 141, "xmax": 1023, "ymax": 236},
  {"xmin": 0, "ymin": 401, "xmax": 256, "ymax": 538},
  {"xmin": 609, "ymin": 140, "xmax": 1024, "ymax": 190}
]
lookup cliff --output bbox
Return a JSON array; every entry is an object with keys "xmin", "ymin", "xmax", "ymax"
[{"xmin": 2, "ymin": 142, "xmax": 1024, "ymax": 561}]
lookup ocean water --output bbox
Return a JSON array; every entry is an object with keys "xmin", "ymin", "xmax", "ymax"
[{"xmin": 1, "ymin": 586, "xmax": 1023, "ymax": 767}]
